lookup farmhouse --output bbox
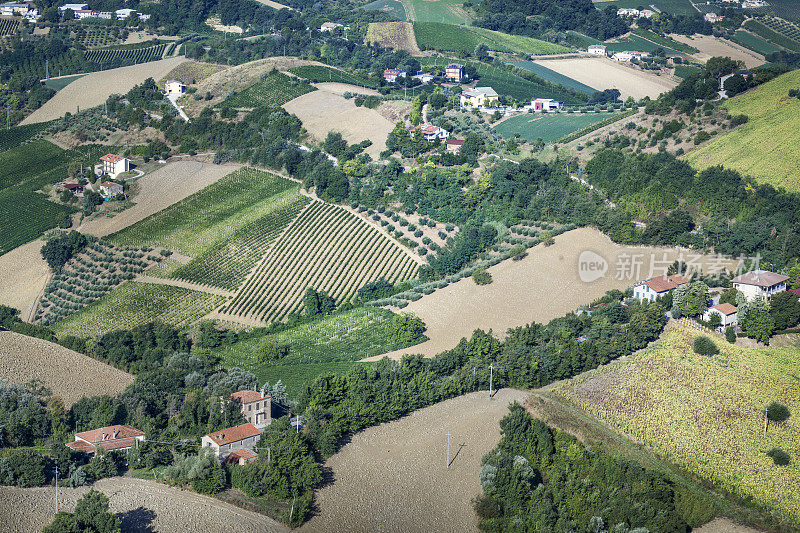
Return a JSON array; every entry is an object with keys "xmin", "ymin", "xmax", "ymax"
[
  {"xmin": 164, "ymin": 79, "xmax": 186, "ymax": 95},
  {"xmin": 617, "ymin": 8, "xmax": 639, "ymax": 16},
  {"xmin": 115, "ymin": 7, "xmax": 135, "ymax": 18},
  {"xmin": 420, "ymin": 124, "xmax": 449, "ymax": 142},
  {"xmin": 703, "ymin": 303, "xmax": 737, "ymax": 327},
  {"xmin": 531, "ymin": 98, "xmax": 563, "ymax": 112},
  {"xmin": 66, "ymin": 424, "xmax": 145, "ymax": 454},
  {"xmin": 202, "ymin": 422, "xmax": 261, "ymax": 461},
  {"xmin": 445, "ymin": 63, "xmax": 464, "ymax": 82},
  {"xmin": 633, "ymin": 274, "xmax": 690, "ymax": 302},
  {"xmin": 99, "ymin": 180, "xmax": 123, "ymax": 198},
  {"xmin": 0, "ymin": 2, "xmax": 30, "ymax": 16},
  {"xmin": 612, "ymin": 51, "xmax": 649, "ymax": 62},
  {"xmin": 412, "ymin": 71, "xmax": 435, "ymax": 84},
  {"xmin": 383, "ymin": 69, "xmax": 406, "ymax": 83},
  {"xmin": 460, "ymin": 87, "xmax": 498, "ymax": 108},
  {"xmin": 587, "ymin": 45, "xmax": 607, "ymax": 56},
  {"xmin": 58, "ymin": 3, "xmax": 87, "ymax": 11},
  {"xmin": 704, "ymin": 12, "xmax": 724, "ymax": 23},
  {"xmin": 231, "ymin": 389, "xmax": 272, "ymax": 429},
  {"xmin": 100, "ymin": 153, "xmax": 130, "ymax": 178},
  {"xmin": 731, "ymin": 270, "xmax": 788, "ymax": 301},
  {"xmin": 224, "ymin": 449, "xmax": 258, "ymax": 466},
  {"xmin": 446, "ymin": 138, "xmax": 464, "ymax": 153},
  {"xmin": 60, "ymin": 182, "xmax": 85, "ymax": 196},
  {"xmin": 320, "ymin": 22, "xmax": 345, "ymax": 31}
]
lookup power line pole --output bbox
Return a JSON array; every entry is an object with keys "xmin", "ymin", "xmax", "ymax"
[
  {"xmin": 45, "ymin": 59, "xmax": 49, "ymax": 80},
  {"xmin": 764, "ymin": 405, "xmax": 768, "ymax": 438},
  {"xmin": 489, "ymin": 363, "xmax": 495, "ymax": 398},
  {"xmin": 54, "ymin": 465, "xmax": 59, "ymax": 514},
  {"xmin": 6, "ymin": 103, "xmax": 9, "ymax": 131},
  {"xmin": 445, "ymin": 431, "xmax": 451, "ymax": 469}
]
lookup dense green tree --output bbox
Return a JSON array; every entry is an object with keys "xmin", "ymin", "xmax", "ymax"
[
  {"xmin": 43, "ymin": 490, "xmax": 121, "ymax": 533},
  {"xmin": 768, "ymin": 291, "xmax": 800, "ymax": 331}
]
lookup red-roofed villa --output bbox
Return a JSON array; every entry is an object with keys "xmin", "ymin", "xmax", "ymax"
[{"xmin": 66, "ymin": 424, "xmax": 145, "ymax": 454}]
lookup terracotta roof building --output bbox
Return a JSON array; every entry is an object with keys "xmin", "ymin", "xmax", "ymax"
[
  {"xmin": 732, "ymin": 270, "xmax": 788, "ymax": 301},
  {"xmin": 633, "ymin": 274, "xmax": 690, "ymax": 302},
  {"xmin": 224, "ymin": 448, "xmax": 258, "ymax": 466},
  {"xmin": 66, "ymin": 424, "xmax": 145, "ymax": 454},
  {"xmin": 99, "ymin": 153, "xmax": 130, "ymax": 178},
  {"xmin": 703, "ymin": 303, "xmax": 738, "ymax": 327},
  {"xmin": 202, "ymin": 422, "xmax": 262, "ymax": 460},
  {"xmin": 231, "ymin": 390, "xmax": 271, "ymax": 429}
]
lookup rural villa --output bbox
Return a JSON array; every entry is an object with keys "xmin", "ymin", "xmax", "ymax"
[
  {"xmin": 530, "ymin": 98, "xmax": 564, "ymax": 112},
  {"xmin": 202, "ymin": 422, "xmax": 262, "ymax": 463},
  {"xmin": 731, "ymin": 270, "xmax": 788, "ymax": 300},
  {"xmin": 445, "ymin": 63, "xmax": 464, "ymax": 82},
  {"xmin": 460, "ymin": 87, "xmax": 499, "ymax": 108},
  {"xmin": 587, "ymin": 44, "xmax": 607, "ymax": 56},
  {"xmin": 66, "ymin": 424, "xmax": 145, "ymax": 454},
  {"xmin": 231, "ymin": 389, "xmax": 272, "ymax": 429},
  {"xmin": 420, "ymin": 124, "xmax": 449, "ymax": 142},
  {"xmin": 100, "ymin": 153, "xmax": 130, "ymax": 179},
  {"xmin": 446, "ymin": 139, "xmax": 464, "ymax": 153},
  {"xmin": 383, "ymin": 69, "xmax": 406, "ymax": 83},
  {"xmin": 703, "ymin": 303, "xmax": 738, "ymax": 327},
  {"xmin": 633, "ymin": 274, "xmax": 690, "ymax": 302},
  {"xmin": 164, "ymin": 80, "xmax": 186, "ymax": 95}
]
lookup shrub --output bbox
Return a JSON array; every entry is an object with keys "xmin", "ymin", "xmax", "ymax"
[
  {"xmin": 693, "ymin": 335, "xmax": 718, "ymax": 356},
  {"xmin": 767, "ymin": 447, "xmax": 790, "ymax": 466},
  {"xmin": 725, "ymin": 326, "xmax": 736, "ymax": 343},
  {"xmin": 766, "ymin": 402, "xmax": 790, "ymax": 423},
  {"xmin": 509, "ymin": 245, "xmax": 527, "ymax": 261},
  {"xmin": 472, "ymin": 268, "xmax": 492, "ymax": 285}
]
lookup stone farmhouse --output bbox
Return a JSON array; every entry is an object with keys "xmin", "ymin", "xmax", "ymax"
[
  {"xmin": 633, "ymin": 274, "xmax": 690, "ymax": 302},
  {"xmin": 202, "ymin": 422, "xmax": 262, "ymax": 463},
  {"xmin": 66, "ymin": 424, "xmax": 145, "ymax": 454},
  {"xmin": 732, "ymin": 270, "xmax": 788, "ymax": 301},
  {"xmin": 231, "ymin": 390, "xmax": 272, "ymax": 429}
]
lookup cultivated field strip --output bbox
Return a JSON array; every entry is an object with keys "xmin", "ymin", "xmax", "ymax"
[{"xmin": 222, "ymin": 201, "xmax": 418, "ymax": 324}]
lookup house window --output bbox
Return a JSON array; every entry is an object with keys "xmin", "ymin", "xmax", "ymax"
[{"xmin": 248, "ymin": 405, "xmax": 251, "ymax": 411}]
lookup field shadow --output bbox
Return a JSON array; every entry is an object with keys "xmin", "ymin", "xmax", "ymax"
[
  {"xmin": 448, "ymin": 443, "xmax": 467, "ymax": 468},
  {"xmin": 117, "ymin": 506, "xmax": 156, "ymax": 533}
]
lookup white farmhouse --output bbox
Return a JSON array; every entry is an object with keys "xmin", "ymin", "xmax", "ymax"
[
  {"xmin": 202, "ymin": 422, "xmax": 261, "ymax": 461},
  {"xmin": 633, "ymin": 274, "xmax": 690, "ymax": 302},
  {"xmin": 164, "ymin": 79, "xmax": 186, "ymax": 95},
  {"xmin": 703, "ymin": 303, "xmax": 737, "ymax": 327},
  {"xmin": 58, "ymin": 3, "xmax": 88, "ymax": 11},
  {"xmin": 460, "ymin": 86, "xmax": 498, "ymax": 108},
  {"xmin": 531, "ymin": 98, "xmax": 563, "ymax": 112},
  {"xmin": 587, "ymin": 44, "xmax": 607, "ymax": 56},
  {"xmin": 99, "ymin": 181, "xmax": 123, "ymax": 198},
  {"xmin": 420, "ymin": 124, "xmax": 449, "ymax": 142},
  {"xmin": 731, "ymin": 270, "xmax": 788, "ymax": 301},
  {"xmin": 100, "ymin": 154, "xmax": 130, "ymax": 179},
  {"xmin": 115, "ymin": 7, "xmax": 135, "ymax": 19}
]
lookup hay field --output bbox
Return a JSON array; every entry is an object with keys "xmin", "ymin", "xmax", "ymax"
[
  {"xmin": 369, "ymin": 227, "xmax": 737, "ymax": 361},
  {"xmin": 299, "ymin": 388, "xmax": 529, "ymax": 533},
  {"xmin": 311, "ymin": 82, "xmax": 380, "ymax": 96},
  {"xmin": 532, "ymin": 57, "xmax": 677, "ymax": 99},
  {"xmin": 20, "ymin": 57, "xmax": 187, "ymax": 125},
  {"xmin": 0, "ymin": 331, "xmax": 133, "ymax": 406},
  {"xmin": 685, "ymin": 69, "xmax": 800, "ymax": 192},
  {"xmin": 671, "ymin": 34, "xmax": 765, "ymax": 69},
  {"xmin": 0, "ymin": 477, "xmax": 289, "ymax": 533},
  {"xmin": 78, "ymin": 160, "xmax": 241, "ymax": 238},
  {"xmin": 553, "ymin": 323, "xmax": 800, "ymax": 524},
  {"xmin": 283, "ymin": 90, "xmax": 394, "ymax": 158},
  {"xmin": 0, "ymin": 240, "xmax": 49, "ymax": 318},
  {"xmin": 366, "ymin": 22, "xmax": 421, "ymax": 54}
]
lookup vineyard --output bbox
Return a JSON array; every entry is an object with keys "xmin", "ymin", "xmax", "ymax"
[
  {"xmin": 0, "ymin": 122, "xmax": 51, "ymax": 153},
  {"xmin": 289, "ymin": 65, "xmax": 377, "ymax": 89},
  {"xmin": 112, "ymin": 167, "xmax": 300, "ymax": 258},
  {"xmin": 413, "ymin": 22, "xmax": 572, "ymax": 56},
  {"xmin": 52, "ymin": 282, "xmax": 225, "ymax": 337},
  {"xmin": 171, "ymin": 196, "xmax": 310, "ymax": 290},
  {"xmin": 85, "ymin": 43, "xmax": 167, "ymax": 67},
  {"xmin": 217, "ymin": 71, "xmax": 316, "ymax": 109},
  {"xmin": 555, "ymin": 323, "xmax": 800, "ymax": 523},
  {"xmin": 744, "ymin": 18, "xmax": 800, "ymax": 52},
  {"xmin": 730, "ymin": 30, "xmax": 781, "ymax": 56},
  {"xmin": 0, "ymin": 18, "xmax": 19, "ymax": 37},
  {"xmin": 221, "ymin": 201, "xmax": 419, "ymax": 324},
  {"xmin": 214, "ymin": 307, "xmax": 426, "ymax": 396}
]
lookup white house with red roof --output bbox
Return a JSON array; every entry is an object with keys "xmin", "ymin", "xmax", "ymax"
[
  {"xmin": 99, "ymin": 180, "xmax": 123, "ymax": 198},
  {"xmin": 230, "ymin": 390, "xmax": 271, "ymax": 429},
  {"xmin": 66, "ymin": 424, "xmax": 145, "ymax": 454},
  {"xmin": 420, "ymin": 124, "xmax": 449, "ymax": 142},
  {"xmin": 633, "ymin": 274, "xmax": 690, "ymax": 302},
  {"xmin": 703, "ymin": 303, "xmax": 737, "ymax": 327},
  {"xmin": 202, "ymin": 422, "xmax": 262, "ymax": 461},
  {"xmin": 732, "ymin": 270, "xmax": 788, "ymax": 301},
  {"xmin": 100, "ymin": 154, "xmax": 130, "ymax": 179}
]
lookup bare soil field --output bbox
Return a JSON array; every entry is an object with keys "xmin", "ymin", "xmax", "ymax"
[
  {"xmin": 252, "ymin": 0, "xmax": 294, "ymax": 9},
  {"xmin": 368, "ymin": 227, "xmax": 737, "ymax": 361},
  {"xmin": 283, "ymin": 90, "xmax": 394, "ymax": 159},
  {"xmin": 311, "ymin": 82, "xmax": 380, "ymax": 96},
  {"xmin": 78, "ymin": 160, "xmax": 241, "ymax": 238},
  {"xmin": 300, "ymin": 388, "xmax": 529, "ymax": 533},
  {"xmin": 0, "ymin": 331, "xmax": 133, "ymax": 406},
  {"xmin": 533, "ymin": 57, "xmax": 677, "ymax": 99},
  {"xmin": 365, "ymin": 21, "xmax": 421, "ymax": 54},
  {"xmin": 695, "ymin": 518, "xmax": 764, "ymax": 533},
  {"xmin": 21, "ymin": 57, "xmax": 187, "ymax": 125},
  {"xmin": 671, "ymin": 34, "xmax": 765, "ymax": 69},
  {"xmin": 0, "ymin": 240, "xmax": 49, "ymax": 318},
  {"xmin": 0, "ymin": 477, "xmax": 289, "ymax": 533}
]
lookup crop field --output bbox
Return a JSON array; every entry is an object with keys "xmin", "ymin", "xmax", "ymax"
[
  {"xmin": 215, "ymin": 307, "xmax": 426, "ymax": 396},
  {"xmin": 685, "ymin": 69, "xmax": 800, "ymax": 192},
  {"xmin": 0, "ymin": 331, "xmax": 134, "ymax": 406},
  {"xmin": 671, "ymin": 34, "xmax": 766, "ymax": 69},
  {"xmin": 113, "ymin": 167, "xmax": 299, "ymax": 257},
  {"xmin": 360, "ymin": 0, "xmax": 407, "ymax": 20},
  {"xmin": 0, "ymin": 122, "xmax": 51, "ymax": 153},
  {"xmin": 593, "ymin": 0, "xmax": 696, "ymax": 15},
  {"xmin": 0, "ymin": 477, "xmax": 290, "ymax": 533},
  {"xmin": 744, "ymin": 18, "xmax": 800, "ymax": 52},
  {"xmin": 289, "ymin": 65, "xmax": 376, "ymax": 89},
  {"xmin": 43, "ymin": 73, "xmax": 87, "ymax": 91},
  {"xmin": 493, "ymin": 111, "xmax": 623, "ymax": 143},
  {"xmin": 767, "ymin": 0, "xmax": 800, "ymax": 21},
  {"xmin": 603, "ymin": 34, "xmax": 682, "ymax": 55},
  {"xmin": 365, "ymin": 22, "xmax": 420, "ymax": 54},
  {"xmin": 402, "ymin": 0, "xmax": 471, "ymax": 25},
  {"xmin": 171, "ymin": 196, "xmax": 310, "ymax": 290},
  {"xmin": 413, "ymin": 22, "xmax": 572, "ymax": 55},
  {"xmin": 52, "ymin": 282, "xmax": 225, "ymax": 337},
  {"xmin": 510, "ymin": 61, "xmax": 596, "ymax": 94},
  {"xmin": 21, "ymin": 56, "xmax": 186, "ymax": 125},
  {"xmin": 221, "ymin": 201, "xmax": 419, "ymax": 324},
  {"xmin": 0, "ymin": 18, "xmax": 19, "ymax": 37},
  {"xmin": 84, "ymin": 43, "xmax": 167, "ymax": 67},
  {"xmin": 673, "ymin": 64, "xmax": 702, "ymax": 79},
  {"xmin": 217, "ymin": 71, "xmax": 316, "ymax": 109},
  {"xmin": 554, "ymin": 323, "xmax": 800, "ymax": 524},
  {"xmin": 299, "ymin": 389, "xmax": 529, "ymax": 533},
  {"xmin": 630, "ymin": 28, "xmax": 698, "ymax": 54},
  {"xmin": 731, "ymin": 29, "xmax": 782, "ymax": 55}
]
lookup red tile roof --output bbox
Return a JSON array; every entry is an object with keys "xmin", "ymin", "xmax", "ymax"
[
  {"xmin": 231, "ymin": 390, "xmax": 269, "ymax": 404},
  {"xmin": 66, "ymin": 440, "xmax": 95, "ymax": 453},
  {"xmin": 446, "ymin": 139, "xmax": 464, "ymax": 146},
  {"xmin": 732, "ymin": 270, "xmax": 789, "ymax": 288},
  {"xmin": 67, "ymin": 424, "xmax": 144, "ymax": 453},
  {"xmin": 205, "ymin": 423, "xmax": 261, "ymax": 446},
  {"xmin": 421, "ymin": 125, "xmax": 440, "ymax": 135},
  {"xmin": 643, "ymin": 274, "xmax": 689, "ymax": 293},
  {"xmin": 710, "ymin": 303, "xmax": 737, "ymax": 315},
  {"xmin": 224, "ymin": 449, "xmax": 258, "ymax": 464},
  {"xmin": 101, "ymin": 181, "xmax": 119, "ymax": 188},
  {"xmin": 100, "ymin": 154, "xmax": 125, "ymax": 163}
]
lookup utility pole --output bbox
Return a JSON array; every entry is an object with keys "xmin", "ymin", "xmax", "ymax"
[
  {"xmin": 267, "ymin": 447, "xmax": 271, "ymax": 465},
  {"xmin": 489, "ymin": 363, "xmax": 495, "ymax": 398},
  {"xmin": 764, "ymin": 405, "xmax": 768, "ymax": 438},
  {"xmin": 45, "ymin": 59, "xmax": 49, "ymax": 80},
  {"xmin": 445, "ymin": 431, "xmax": 451, "ymax": 469},
  {"xmin": 6, "ymin": 103, "xmax": 9, "ymax": 131},
  {"xmin": 54, "ymin": 465, "xmax": 59, "ymax": 514}
]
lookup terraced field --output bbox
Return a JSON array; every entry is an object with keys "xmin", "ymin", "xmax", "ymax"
[
  {"xmin": 221, "ymin": 201, "xmax": 419, "ymax": 324},
  {"xmin": 217, "ymin": 71, "xmax": 316, "ymax": 109},
  {"xmin": 289, "ymin": 65, "xmax": 376, "ymax": 89},
  {"xmin": 413, "ymin": 22, "xmax": 572, "ymax": 55}
]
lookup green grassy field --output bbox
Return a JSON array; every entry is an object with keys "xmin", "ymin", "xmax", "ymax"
[
  {"xmin": 213, "ymin": 307, "xmax": 425, "ymax": 397},
  {"xmin": 630, "ymin": 28, "xmax": 698, "ymax": 54},
  {"xmin": 218, "ymin": 71, "xmax": 316, "ymax": 109},
  {"xmin": 566, "ymin": 30, "xmax": 602, "ymax": 49},
  {"xmin": 402, "ymin": 0, "xmax": 471, "ymax": 25},
  {"xmin": 413, "ymin": 22, "xmax": 572, "ymax": 55},
  {"xmin": 43, "ymin": 74, "xmax": 87, "ymax": 91},
  {"xmin": 685, "ymin": 69, "xmax": 800, "ymax": 192},
  {"xmin": 493, "ymin": 111, "xmax": 621, "ymax": 143},
  {"xmin": 593, "ymin": 0, "xmax": 696, "ymax": 15},
  {"xmin": 52, "ymin": 282, "xmax": 225, "ymax": 337},
  {"xmin": 603, "ymin": 34, "xmax": 682, "ymax": 55},
  {"xmin": 511, "ymin": 61, "xmax": 597, "ymax": 94},
  {"xmin": 360, "ymin": 0, "xmax": 407, "ymax": 20},
  {"xmin": 555, "ymin": 324, "xmax": 800, "ymax": 524},
  {"xmin": 673, "ymin": 64, "xmax": 702, "ymax": 79},
  {"xmin": 289, "ymin": 65, "xmax": 377, "ymax": 89},
  {"xmin": 731, "ymin": 30, "xmax": 782, "ymax": 55},
  {"xmin": 112, "ymin": 168, "xmax": 300, "ymax": 257},
  {"xmin": 744, "ymin": 19, "xmax": 800, "ymax": 52}
]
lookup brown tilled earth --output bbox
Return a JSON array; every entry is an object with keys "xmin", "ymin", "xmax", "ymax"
[
  {"xmin": 300, "ymin": 388, "xmax": 529, "ymax": 533},
  {"xmin": 0, "ymin": 240, "xmax": 50, "ymax": 319},
  {"xmin": 671, "ymin": 34, "xmax": 765, "ymax": 70}
]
